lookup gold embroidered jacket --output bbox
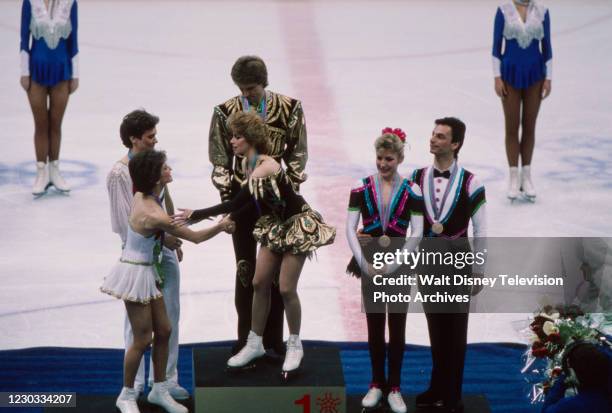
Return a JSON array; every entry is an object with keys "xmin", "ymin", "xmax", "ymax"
[{"xmin": 208, "ymin": 91, "xmax": 308, "ymax": 201}]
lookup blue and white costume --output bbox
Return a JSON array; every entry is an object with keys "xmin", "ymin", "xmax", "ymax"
[
  {"xmin": 492, "ymin": 1, "xmax": 552, "ymax": 89},
  {"xmin": 20, "ymin": 0, "xmax": 79, "ymax": 86}
]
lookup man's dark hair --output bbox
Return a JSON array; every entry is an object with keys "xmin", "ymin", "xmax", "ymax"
[
  {"xmin": 567, "ymin": 343, "xmax": 610, "ymax": 390},
  {"xmin": 120, "ymin": 109, "xmax": 159, "ymax": 149},
  {"xmin": 129, "ymin": 150, "xmax": 166, "ymax": 194},
  {"xmin": 435, "ymin": 117, "xmax": 466, "ymax": 158},
  {"xmin": 231, "ymin": 56, "xmax": 268, "ymax": 88}
]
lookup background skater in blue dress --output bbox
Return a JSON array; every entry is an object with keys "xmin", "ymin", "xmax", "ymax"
[
  {"xmin": 20, "ymin": 0, "xmax": 79, "ymax": 196},
  {"xmin": 492, "ymin": 0, "xmax": 552, "ymax": 202}
]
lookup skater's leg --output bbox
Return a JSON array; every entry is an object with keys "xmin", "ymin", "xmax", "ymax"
[
  {"xmin": 251, "ymin": 247, "xmax": 282, "ymax": 335},
  {"xmin": 387, "ymin": 312, "xmax": 407, "ymax": 389},
  {"xmin": 123, "ymin": 301, "xmax": 154, "ymax": 388},
  {"xmin": 150, "ymin": 297, "xmax": 172, "ymax": 383},
  {"xmin": 520, "ymin": 81, "xmax": 543, "ymax": 167},
  {"xmin": 123, "ymin": 311, "xmax": 146, "ymax": 392},
  {"xmin": 48, "ymin": 80, "xmax": 70, "ymax": 162},
  {"xmin": 446, "ymin": 313, "xmax": 469, "ymax": 406},
  {"xmin": 502, "ymin": 84, "xmax": 522, "ymax": 167},
  {"xmin": 232, "ymin": 213, "xmax": 256, "ymax": 350},
  {"xmin": 365, "ymin": 312, "xmax": 387, "ymax": 387},
  {"xmin": 278, "ymin": 253, "xmax": 306, "ymax": 335}
]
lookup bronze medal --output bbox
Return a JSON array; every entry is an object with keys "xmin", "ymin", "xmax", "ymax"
[
  {"xmin": 432, "ymin": 222, "xmax": 444, "ymax": 234},
  {"xmin": 378, "ymin": 235, "xmax": 391, "ymax": 248}
]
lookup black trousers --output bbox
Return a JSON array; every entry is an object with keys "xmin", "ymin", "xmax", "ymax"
[
  {"xmin": 366, "ymin": 312, "xmax": 407, "ymax": 389},
  {"xmin": 424, "ymin": 312, "xmax": 469, "ymax": 405},
  {"xmin": 230, "ymin": 192, "xmax": 284, "ymax": 350}
]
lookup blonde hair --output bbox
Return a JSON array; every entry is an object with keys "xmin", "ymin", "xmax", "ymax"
[
  {"xmin": 374, "ymin": 133, "xmax": 405, "ymax": 159},
  {"xmin": 227, "ymin": 111, "xmax": 270, "ymax": 154}
]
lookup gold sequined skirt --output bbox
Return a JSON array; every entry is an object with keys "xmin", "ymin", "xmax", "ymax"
[{"xmin": 253, "ymin": 205, "xmax": 336, "ymax": 255}]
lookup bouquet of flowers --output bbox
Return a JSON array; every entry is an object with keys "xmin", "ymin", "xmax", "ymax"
[{"xmin": 519, "ymin": 305, "xmax": 612, "ymax": 403}]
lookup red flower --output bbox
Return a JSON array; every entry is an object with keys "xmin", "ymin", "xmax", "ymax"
[
  {"xmin": 548, "ymin": 333, "xmax": 562, "ymax": 345},
  {"xmin": 551, "ymin": 367, "xmax": 563, "ymax": 378},
  {"xmin": 531, "ymin": 341, "xmax": 550, "ymax": 358},
  {"xmin": 382, "ymin": 127, "xmax": 406, "ymax": 142}
]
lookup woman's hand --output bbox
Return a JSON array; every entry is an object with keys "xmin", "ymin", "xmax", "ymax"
[
  {"xmin": 357, "ymin": 229, "xmax": 372, "ymax": 247},
  {"xmin": 69, "ymin": 78, "xmax": 79, "ymax": 94},
  {"xmin": 541, "ymin": 79, "xmax": 552, "ymax": 99},
  {"xmin": 171, "ymin": 208, "xmax": 193, "ymax": 226},
  {"xmin": 20, "ymin": 76, "xmax": 30, "ymax": 92},
  {"xmin": 219, "ymin": 216, "xmax": 235, "ymax": 234},
  {"xmin": 494, "ymin": 77, "xmax": 507, "ymax": 99}
]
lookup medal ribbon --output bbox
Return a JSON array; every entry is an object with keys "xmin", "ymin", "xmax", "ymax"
[
  {"xmin": 428, "ymin": 163, "xmax": 458, "ymax": 222},
  {"xmin": 241, "ymin": 92, "xmax": 267, "ymax": 121},
  {"xmin": 375, "ymin": 173, "xmax": 402, "ymax": 231}
]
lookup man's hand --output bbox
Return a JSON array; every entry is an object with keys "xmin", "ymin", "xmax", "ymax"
[
  {"xmin": 220, "ymin": 216, "xmax": 235, "ymax": 234},
  {"xmin": 357, "ymin": 229, "xmax": 372, "ymax": 248},
  {"xmin": 164, "ymin": 234, "xmax": 183, "ymax": 250}
]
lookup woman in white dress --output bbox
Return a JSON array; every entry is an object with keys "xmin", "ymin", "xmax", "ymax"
[{"xmin": 101, "ymin": 150, "xmax": 234, "ymax": 413}]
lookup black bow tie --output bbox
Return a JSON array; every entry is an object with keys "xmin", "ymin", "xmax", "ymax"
[{"xmin": 433, "ymin": 169, "xmax": 451, "ymax": 179}]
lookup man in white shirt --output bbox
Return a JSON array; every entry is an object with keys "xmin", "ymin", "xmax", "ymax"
[{"xmin": 106, "ymin": 109, "xmax": 188, "ymax": 400}]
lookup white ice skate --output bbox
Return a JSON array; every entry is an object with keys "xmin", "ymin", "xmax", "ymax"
[
  {"xmin": 32, "ymin": 162, "xmax": 50, "ymax": 196},
  {"xmin": 507, "ymin": 166, "xmax": 520, "ymax": 202},
  {"xmin": 361, "ymin": 385, "xmax": 383, "ymax": 411},
  {"xmin": 520, "ymin": 165, "xmax": 536, "ymax": 202},
  {"xmin": 387, "ymin": 388, "xmax": 407, "ymax": 413},
  {"xmin": 147, "ymin": 381, "xmax": 187, "ymax": 413},
  {"xmin": 227, "ymin": 330, "xmax": 265, "ymax": 370},
  {"xmin": 115, "ymin": 387, "xmax": 140, "ymax": 413},
  {"xmin": 281, "ymin": 334, "xmax": 303, "ymax": 380},
  {"xmin": 49, "ymin": 160, "xmax": 70, "ymax": 193}
]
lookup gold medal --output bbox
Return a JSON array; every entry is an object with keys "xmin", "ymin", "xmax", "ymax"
[
  {"xmin": 378, "ymin": 235, "xmax": 391, "ymax": 248},
  {"xmin": 432, "ymin": 222, "xmax": 444, "ymax": 234}
]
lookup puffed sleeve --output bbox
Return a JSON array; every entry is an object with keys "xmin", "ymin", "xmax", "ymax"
[
  {"xmin": 68, "ymin": 0, "xmax": 79, "ymax": 78},
  {"xmin": 208, "ymin": 107, "xmax": 234, "ymax": 202},
  {"xmin": 282, "ymin": 100, "xmax": 308, "ymax": 191},
  {"xmin": 20, "ymin": 0, "xmax": 32, "ymax": 76},
  {"xmin": 106, "ymin": 164, "xmax": 133, "ymax": 246},
  {"xmin": 492, "ymin": 7, "xmax": 504, "ymax": 78},
  {"xmin": 542, "ymin": 9, "xmax": 553, "ymax": 80}
]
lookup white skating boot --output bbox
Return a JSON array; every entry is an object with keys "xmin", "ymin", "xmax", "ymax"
[
  {"xmin": 521, "ymin": 165, "xmax": 536, "ymax": 201},
  {"xmin": 387, "ymin": 388, "xmax": 407, "ymax": 413},
  {"xmin": 361, "ymin": 384, "xmax": 383, "ymax": 410},
  {"xmin": 227, "ymin": 330, "xmax": 265, "ymax": 369},
  {"xmin": 281, "ymin": 334, "xmax": 304, "ymax": 380},
  {"xmin": 166, "ymin": 382, "xmax": 190, "ymax": 400},
  {"xmin": 48, "ymin": 160, "xmax": 70, "ymax": 192},
  {"xmin": 507, "ymin": 166, "xmax": 520, "ymax": 201},
  {"xmin": 147, "ymin": 381, "xmax": 187, "ymax": 413},
  {"xmin": 115, "ymin": 387, "xmax": 140, "ymax": 413},
  {"xmin": 32, "ymin": 162, "xmax": 49, "ymax": 196}
]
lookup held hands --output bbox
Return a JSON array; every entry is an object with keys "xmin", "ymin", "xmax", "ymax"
[
  {"xmin": 164, "ymin": 234, "xmax": 183, "ymax": 250},
  {"xmin": 541, "ymin": 79, "xmax": 552, "ymax": 99},
  {"xmin": 171, "ymin": 208, "xmax": 194, "ymax": 226},
  {"xmin": 219, "ymin": 216, "xmax": 235, "ymax": 234},
  {"xmin": 20, "ymin": 76, "xmax": 30, "ymax": 92},
  {"xmin": 494, "ymin": 77, "xmax": 507, "ymax": 99}
]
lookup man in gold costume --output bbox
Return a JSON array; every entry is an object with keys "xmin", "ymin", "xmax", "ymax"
[{"xmin": 208, "ymin": 55, "xmax": 308, "ymax": 355}]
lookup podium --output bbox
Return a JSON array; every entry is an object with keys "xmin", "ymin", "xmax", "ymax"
[
  {"xmin": 346, "ymin": 394, "xmax": 491, "ymax": 413},
  {"xmin": 193, "ymin": 346, "xmax": 346, "ymax": 413}
]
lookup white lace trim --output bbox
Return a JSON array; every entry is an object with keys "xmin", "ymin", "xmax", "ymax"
[
  {"xmin": 500, "ymin": 1, "xmax": 547, "ymax": 49},
  {"xmin": 29, "ymin": 0, "xmax": 74, "ymax": 50}
]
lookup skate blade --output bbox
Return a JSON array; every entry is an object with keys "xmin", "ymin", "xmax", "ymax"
[
  {"xmin": 51, "ymin": 184, "xmax": 71, "ymax": 194},
  {"xmin": 521, "ymin": 193, "xmax": 536, "ymax": 203},
  {"xmin": 280, "ymin": 366, "xmax": 302, "ymax": 382},
  {"xmin": 361, "ymin": 402, "xmax": 384, "ymax": 412},
  {"xmin": 226, "ymin": 357, "xmax": 263, "ymax": 373}
]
